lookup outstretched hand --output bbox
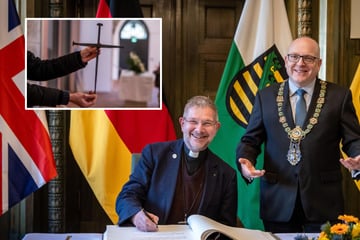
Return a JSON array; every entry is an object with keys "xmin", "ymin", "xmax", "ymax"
[
  {"xmin": 340, "ymin": 155, "xmax": 360, "ymax": 171},
  {"xmin": 239, "ymin": 158, "xmax": 265, "ymax": 180},
  {"xmin": 80, "ymin": 46, "xmax": 100, "ymax": 63},
  {"xmin": 69, "ymin": 91, "xmax": 97, "ymax": 107}
]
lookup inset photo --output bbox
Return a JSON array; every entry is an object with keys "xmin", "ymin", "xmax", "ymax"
[{"xmin": 26, "ymin": 18, "xmax": 162, "ymax": 109}]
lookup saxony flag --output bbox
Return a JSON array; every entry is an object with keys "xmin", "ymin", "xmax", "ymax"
[{"xmin": 209, "ymin": 0, "xmax": 292, "ymax": 230}]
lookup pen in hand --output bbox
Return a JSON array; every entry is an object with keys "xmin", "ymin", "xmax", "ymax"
[{"xmin": 142, "ymin": 208, "xmax": 158, "ymax": 228}]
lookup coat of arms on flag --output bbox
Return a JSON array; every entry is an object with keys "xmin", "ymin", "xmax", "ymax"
[{"xmin": 226, "ymin": 45, "xmax": 288, "ymax": 128}]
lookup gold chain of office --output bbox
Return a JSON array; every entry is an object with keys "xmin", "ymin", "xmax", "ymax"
[
  {"xmin": 277, "ymin": 80, "xmax": 327, "ymax": 165},
  {"xmin": 276, "ymin": 80, "xmax": 327, "ymax": 141}
]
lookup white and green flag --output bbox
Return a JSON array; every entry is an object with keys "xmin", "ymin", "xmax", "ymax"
[{"xmin": 209, "ymin": 0, "xmax": 292, "ymax": 230}]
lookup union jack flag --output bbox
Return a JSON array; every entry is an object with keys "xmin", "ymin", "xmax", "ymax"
[{"xmin": 0, "ymin": 0, "xmax": 57, "ymax": 215}]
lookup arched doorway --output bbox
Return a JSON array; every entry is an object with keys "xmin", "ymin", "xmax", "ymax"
[{"xmin": 119, "ymin": 20, "xmax": 149, "ymax": 72}]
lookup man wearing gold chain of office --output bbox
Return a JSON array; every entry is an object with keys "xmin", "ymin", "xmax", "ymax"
[{"xmin": 236, "ymin": 36, "xmax": 360, "ymax": 233}]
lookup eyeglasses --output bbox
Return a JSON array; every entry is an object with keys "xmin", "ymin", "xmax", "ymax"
[
  {"xmin": 287, "ymin": 54, "xmax": 319, "ymax": 64},
  {"xmin": 183, "ymin": 118, "xmax": 218, "ymax": 128}
]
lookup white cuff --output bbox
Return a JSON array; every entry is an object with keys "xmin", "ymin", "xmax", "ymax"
[{"xmin": 351, "ymin": 170, "xmax": 360, "ymax": 179}]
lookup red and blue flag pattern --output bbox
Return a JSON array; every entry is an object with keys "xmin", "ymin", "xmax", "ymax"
[{"xmin": 0, "ymin": 0, "xmax": 57, "ymax": 215}]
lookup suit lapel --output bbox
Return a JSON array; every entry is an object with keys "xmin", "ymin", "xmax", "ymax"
[
  {"xmin": 162, "ymin": 140, "xmax": 183, "ymax": 221},
  {"xmin": 307, "ymin": 79, "xmax": 321, "ymax": 121},
  {"xmin": 283, "ymin": 81, "xmax": 296, "ymax": 128}
]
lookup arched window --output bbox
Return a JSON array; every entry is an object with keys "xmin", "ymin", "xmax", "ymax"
[{"xmin": 119, "ymin": 20, "xmax": 149, "ymax": 72}]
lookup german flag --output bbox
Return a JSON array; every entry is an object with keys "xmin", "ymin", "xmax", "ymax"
[
  {"xmin": 70, "ymin": 0, "xmax": 177, "ymax": 224},
  {"xmin": 96, "ymin": 0, "xmax": 143, "ymax": 18}
]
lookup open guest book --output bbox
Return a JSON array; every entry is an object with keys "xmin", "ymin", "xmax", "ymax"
[{"xmin": 103, "ymin": 214, "xmax": 277, "ymax": 240}]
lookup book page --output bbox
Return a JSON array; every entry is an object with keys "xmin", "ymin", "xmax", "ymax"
[
  {"xmin": 103, "ymin": 225, "xmax": 196, "ymax": 240},
  {"xmin": 22, "ymin": 233, "xmax": 103, "ymax": 240},
  {"xmin": 187, "ymin": 215, "xmax": 276, "ymax": 240}
]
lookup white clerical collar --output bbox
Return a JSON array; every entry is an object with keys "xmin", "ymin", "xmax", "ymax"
[{"xmin": 188, "ymin": 150, "xmax": 199, "ymax": 158}]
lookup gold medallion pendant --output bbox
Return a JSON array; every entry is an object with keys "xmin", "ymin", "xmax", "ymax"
[
  {"xmin": 276, "ymin": 80, "xmax": 327, "ymax": 166},
  {"xmin": 289, "ymin": 126, "xmax": 304, "ymax": 141},
  {"xmin": 287, "ymin": 126, "xmax": 304, "ymax": 165}
]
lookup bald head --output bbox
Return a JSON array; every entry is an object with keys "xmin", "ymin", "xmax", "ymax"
[{"xmin": 288, "ymin": 36, "xmax": 320, "ymax": 58}]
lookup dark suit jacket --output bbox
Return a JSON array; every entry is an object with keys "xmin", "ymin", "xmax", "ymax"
[
  {"xmin": 27, "ymin": 51, "xmax": 86, "ymax": 81},
  {"xmin": 116, "ymin": 139, "xmax": 238, "ymax": 226},
  {"xmin": 27, "ymin": 51, "xmax": 86, "ymax": 107},
  {"xmin": 236, "ymin": 79, "xmax": 360, "ymax": 223}
]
